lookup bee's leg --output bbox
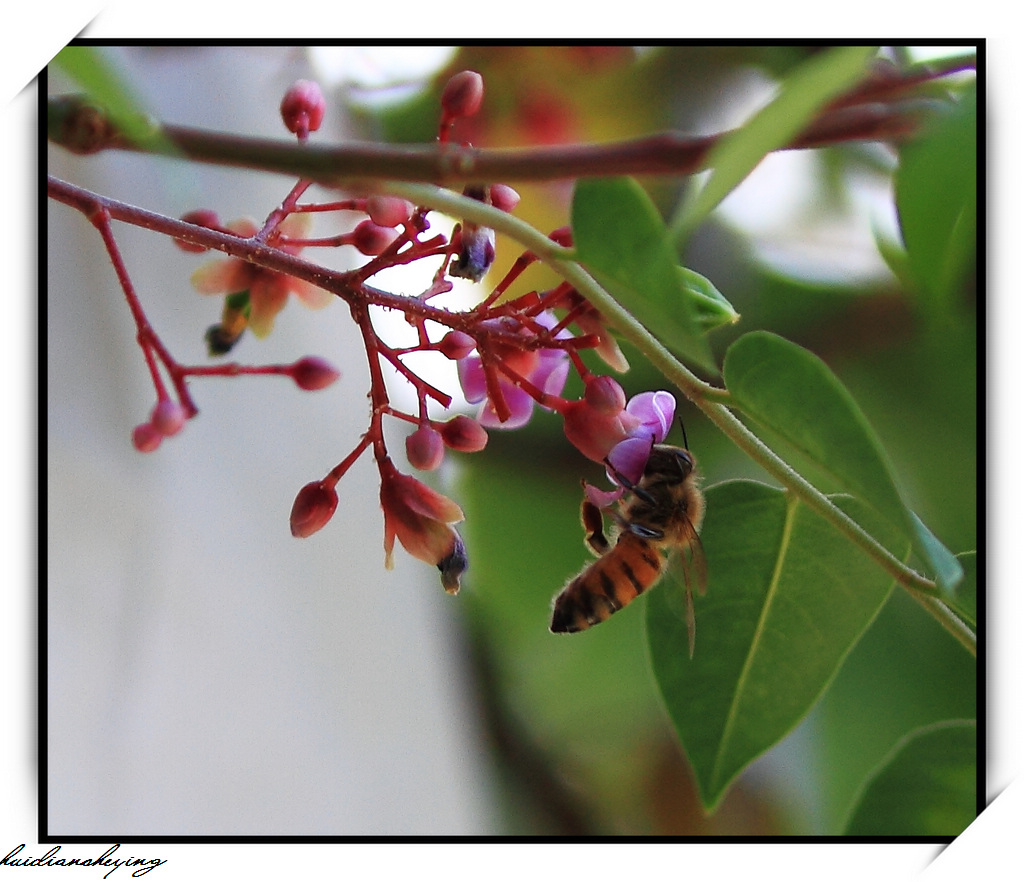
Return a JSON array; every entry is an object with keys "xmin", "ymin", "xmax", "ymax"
[{"xmin": 581, "ymin": 498, "xmax": 611, "ymax": 556}]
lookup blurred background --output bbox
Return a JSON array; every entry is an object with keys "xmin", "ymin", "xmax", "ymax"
[{"xmin": 47, "ymin": 45, "xmax": 976, "ymax": 836}]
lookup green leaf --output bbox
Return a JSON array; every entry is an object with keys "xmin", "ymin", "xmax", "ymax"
[
  {"xmin": 844, "ymin": 720, "xmax": 977, "ymax": 835},
  {"xmin": 723, "ymin": 331, "xmax": 962, "ymax": 593},
  {"xmin": 677, "ymin": 45, "xmax": 878, "ymax": 237},
  {"xmin": 647, "ymin": 480, "xmax": 905, "ymax": 811},
  {"xmin": 895, "ymin": 85, "xmax": 977, "ymax": 313},
  {"xmin": 571, "ymin": 177, "xmax": 718, "ymax": 372}
]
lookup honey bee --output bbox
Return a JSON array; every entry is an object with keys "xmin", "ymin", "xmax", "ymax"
[{"xmin": 550, "ymin": 442, "xmax": 707, "ymax": 655}]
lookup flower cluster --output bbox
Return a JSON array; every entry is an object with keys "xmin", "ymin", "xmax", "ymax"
[{"xmin": 117, "ymin": 67, "xmax": 681, "ymax": 597}]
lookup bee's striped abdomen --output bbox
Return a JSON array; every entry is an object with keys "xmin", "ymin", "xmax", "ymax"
[{"xmin": 550, "ymin": 534, "xmax": 665, "ymax": 633}]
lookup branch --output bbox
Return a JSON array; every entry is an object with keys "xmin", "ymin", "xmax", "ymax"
[{"xmin": 48, "ymin": 79, "xmax": 949, "ymax": 187}]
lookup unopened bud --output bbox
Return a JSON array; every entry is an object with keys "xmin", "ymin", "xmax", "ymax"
[
  {"xmin": 584, "ymin": 375, "xmax": 626, "ymax": 415},
  {"xmin": 132, "ymin": 422, "xmax": 163, "ymax": 453},
  {"xmin": 352, "ymin": 219, "xmax": 399, "ymax": 256},
  {"xmin": 406, "ymin": 425, "xmax": 446, "ymax": 471},
  {"xmin": 151, "ymin": 400, "xmax": 187, "ymax": 437},
  {"xmin": 488, "ymin": 184, "xmax": 520, "ymax": 213},
  {"xmin": 438, "ymin": 330, "xmax": 476, "ymax": 360},
  {"xmin": 366, "ymin": 195, "xmax": 414, "ymax": 228},
  {"xmin": 290, "ymin": 480, "xmax": 339, "ymax": 538},
  {"xmin": 440, "ymin": 415, "xmax": 488, "ymax": 452},
  {"xmin": 291, "ymin": 356, "xmax": 341, "ymax": 391},
  {"xmin": 440, "ymin": 70, "xmax": 484, "ymax": 120},
  {"xmin": 280, "ymin": 80, "xmax": 326, "ymax": 136},
  {"xmin": 175, "ymin": 209, "xmax": 221, "ymax": 252}
]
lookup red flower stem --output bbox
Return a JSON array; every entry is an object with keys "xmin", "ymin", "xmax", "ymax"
[
  {"xmin": 256, "ymin": 178, "xmax": 313, "ymax": 242},
  {"xmin": 294, "ymin": 198, "xmax": 363, "ymax": 213},
  {"xmin": 350, "ymin": 302, "xmax": 393, "ymax": 464},
  {"xmin": 492, "ymin": 358, "xmax": 568, "ymax": 413},
  {"xmin": 474, "ymin": 251, "xmax": 540, "ymax": 311},
  {"xmin": 375, "ymin": 340, "xmax": 453, "ymax": 408},
  {"xmin": 479, "ymin": 358, "xmax": 511, "ymax": 423},
  {"xmin": 89, "ymin": 207, "xmax": 199, "ymax": 414},
  {"xmin": 180, "ymin": 362, "xmax": 293, "ymax": 378},
  {"xmin": 325, "ymin": 433, "xmax": 374, "ymax": 488}
]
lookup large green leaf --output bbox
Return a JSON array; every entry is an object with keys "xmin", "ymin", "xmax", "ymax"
[
  {"xmin": 571, "ymin": 177, "xmax": 720, "ymax": 372},
  {"xmin": 647, "ymin": 480, "xmax": 904, "ymax": 811},
  {"xmin": 844, "ymin": 720, "xmax": 977, "ymax": 835},
  {"xmin": 723, "ymin": 331, "xmax": 963, "ymax": 594},
  {"xmin": 895, "ymin": 85, "xmax": 977, "ymax": 314},
  {"xmin": 676, "ymin": 45, "xmax": 878, "ymax": 237}
]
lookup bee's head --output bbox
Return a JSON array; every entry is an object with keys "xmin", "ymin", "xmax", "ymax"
[{"xmin": 646, "ymin": 444, "xmax": 695, "ymax": 483}]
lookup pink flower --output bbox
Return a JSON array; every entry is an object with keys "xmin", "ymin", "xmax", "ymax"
[
  {"xmin": 190, "ymin": 214, "xmax": 332, "ymax": 338},
  {"xmin": 578, "ymin": 390, "xmax": 677, "ymax": 508},
  {"xmin": 456, "ymin": 311, "xmax": 571, "ymax": 429},
  {"xmin": 378, "ymin": 458, "xmax": 468, "ymax": 594}
]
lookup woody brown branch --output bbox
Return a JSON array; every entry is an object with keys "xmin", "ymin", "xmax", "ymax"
[{"xmin": 47, "ymin": 58, "xmax": 970, "ymax": 185}]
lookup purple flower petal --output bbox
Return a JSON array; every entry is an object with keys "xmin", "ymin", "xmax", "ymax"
[
  {"xmin": 583, "ymin": 481, "xmax": 624, "ymax": 509},
  {"xmin": 625, "ymin": 391, "xmax": 676, "ymax": 442},
  {"xmin": 456, "ymin": 355, "xmax": 488, "ymax": 404},
  {"xmin": 607, "ymin": 435, "xmax": 655, "ymax": 486},
  {"xmin": 478, "ymin": 381, "xmax": 535, "ymax": 429}
]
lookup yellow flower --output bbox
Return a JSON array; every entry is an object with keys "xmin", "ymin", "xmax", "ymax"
[{"xmin": 190, "ymin": 215, "xmax": 332, "ymax": 338}]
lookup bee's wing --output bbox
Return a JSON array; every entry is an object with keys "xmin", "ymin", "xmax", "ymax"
[{"xmin": 662, "ymin": 518, "xmax": 707, "ymax": 659}]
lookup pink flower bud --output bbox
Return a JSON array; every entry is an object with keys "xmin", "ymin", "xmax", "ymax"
[
  {"xmin": 175, "ymin": 209, "xmax": 221, "ymax": 252},
  {"xmin": 290, "ymin": 480, "xmax": 339, "ymax": 538},
  {"xmin": 584, "ymin": 375, "xmax": 626, "ymax": 415},
  {"xmin": 132, "ymin": 422, "xmax": 162, "ymax": 453},
  {"xmin": 150, "ymin": 400, "xmax": 187, "ymax": 437},
  {"xmin": 440, "ymin": 70, "xmax": 484, "ymax": 119},
  {"xmin": 488, "ymin": 184, "xmax": 521, "ymax": 213},
  {"xmin": 366, "ymin": 195, "xmax": 414, "ymax": 228},
  {"xmin": 562, "ymin": 399, "xmax": 640, "ymax": 463},
  {"xmin": 406, "ymin": 425, "xmax": 446, "ymax": 471},
  {"xmin": 440, "ymin": 415, "xmax": 488, "ymax": 452},
  {"xmin": 291, "ymin": 356, "xmax": 341, "ymax": 391},
  {"xmin": 280, "ymin": 79, "xmax": 326, "ymax": 136},
  {"xmin": 352, "ymin": 219, "xmax": 399, "ymax": 256},
  {"xmin": 438, "ymin": 330, "xmax": 476, "ymax": 360}
]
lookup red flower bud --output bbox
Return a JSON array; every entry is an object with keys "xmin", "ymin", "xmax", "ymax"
[
  {"xmin": 132, "ymin": 422, "xmax": 162, "ymax": 453},
  {"xmin": 562, "ymin": 399, "xmax": 640, "ymax": 463},
  {"xmin": 280, "ymin": 79, "xmax": 326, "ymax": 136},
  {"xmin": 488, "ymin": 184, "xmax": 521, "ymax": 213},
  {"xmin": 440, "ymin": 70, "xmax": 484, "ymax": 120},
  {"xmin": 406, "ymin": 425, "xmax": 445, "ymax": 471},
  {"xmin": 438, "ymin": 330, "xmax": 476, "ymax": 360},
  {"xmin": 440, "ymin": 415, "xmax": 488, "ymax": 452},
  {"xmin": 584, "ymin": 375, "xmax": 626, "ymax": 415},
  {"xmin": 290, "ymin": 480, "xmax": 339, "ymax": 538},
  {"xmin": 352, "ymin": 219, "xmax": 399, "ymax": 256},
  {"xmin": 291, "ymin": 356, "xmax": 341, "ymax": 391},
  {"xmin": 151, "ymin": 400, "xmax": 187, "ymax": 436},
  {"xmin": 366, "ymin": 195, "xmax": 414, "ymax": 228},
  {"xmin": 175, "ymin": 209, "xmax": 221, "ymax": 252}
]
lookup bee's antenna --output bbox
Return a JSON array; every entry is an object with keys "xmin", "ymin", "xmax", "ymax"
[{"xmin": 678, "ymin": 417, "xmax": 690, "ymax": 451}]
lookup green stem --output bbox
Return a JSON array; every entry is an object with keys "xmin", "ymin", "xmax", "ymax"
[{"xmin": 382, "ymin": 182, "xmax": 976, "ymax": 657}]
